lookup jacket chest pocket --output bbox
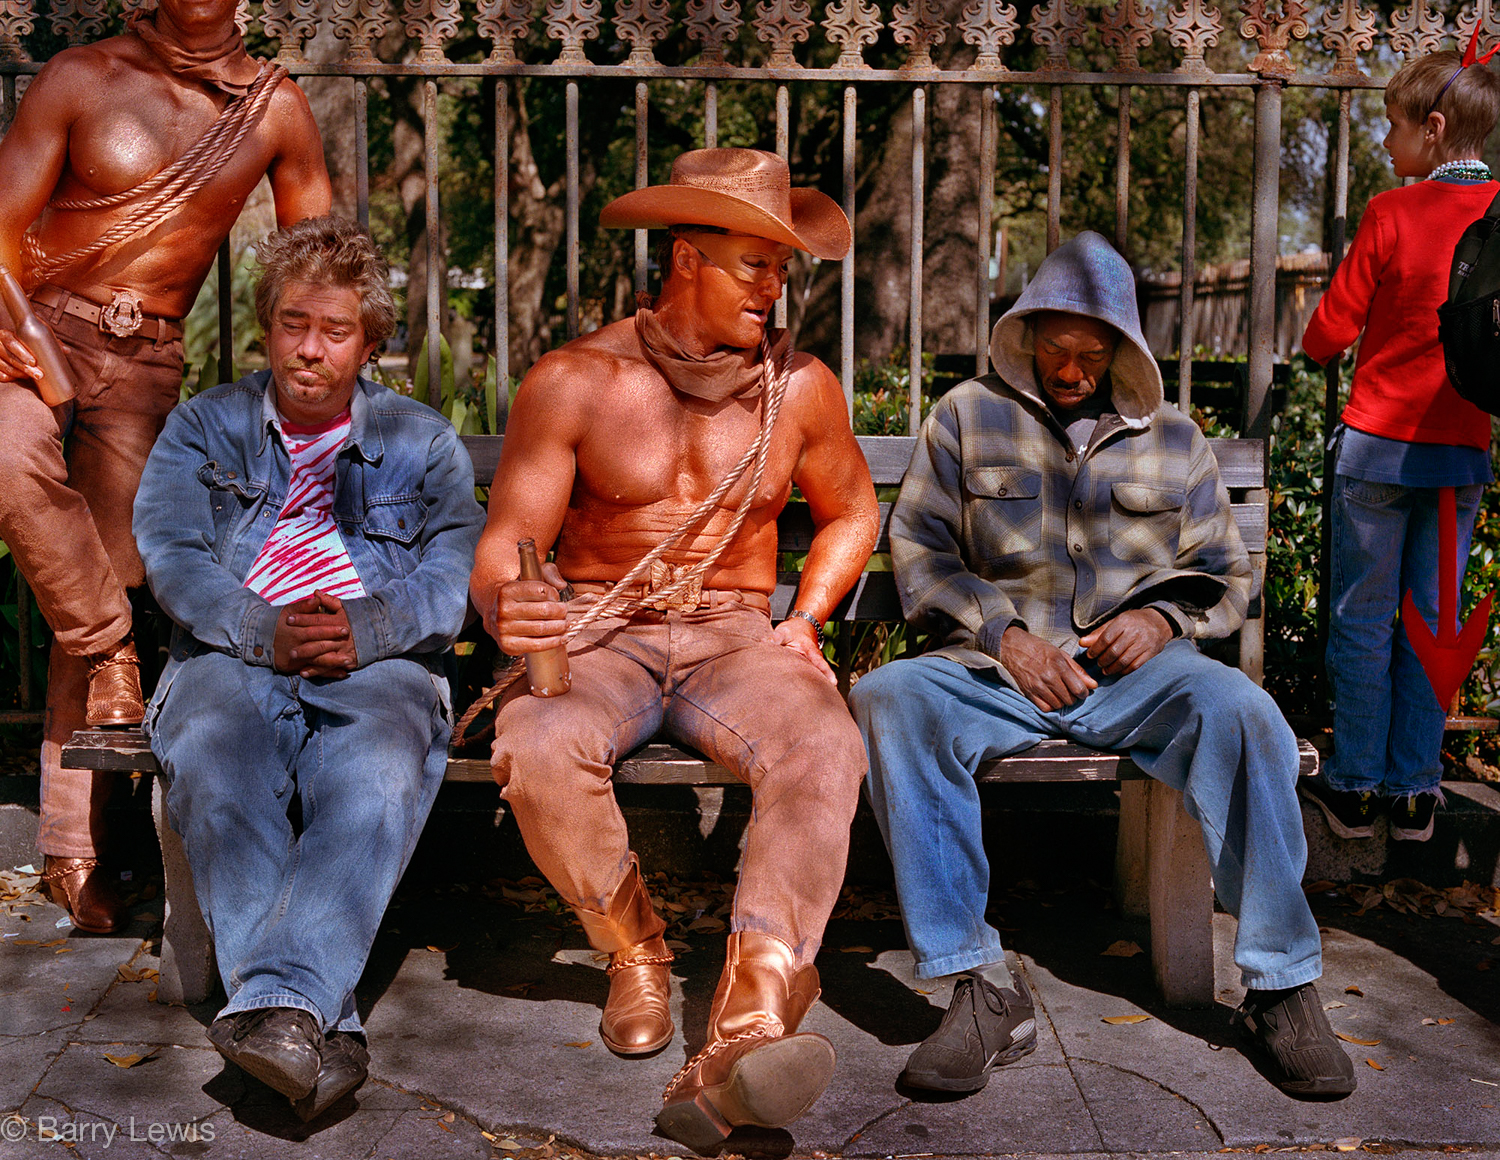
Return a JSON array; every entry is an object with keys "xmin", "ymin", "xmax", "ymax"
[
  {"xmin": 964, "ymin": 466, "xmax": 1043, "ymax": 562},
  {"xmin": 1109, "ymin": 482, "xmax": 1185, "ymax": 564},
  {"xmin": 361, "ymin": 497, "xmax": 427, "ymax": 575},
  {"xmin": 196, "ymin": 461, "xmax": 265, "ymax": 548}
]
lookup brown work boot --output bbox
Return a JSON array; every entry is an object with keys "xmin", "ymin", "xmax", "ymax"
[
  {"xmin": 573, "ymin": 858, "xmax": 675, "ymax": 1055},
  {"xmin": 41, "ymin": 855, "xmax": 128, "ymax": 934},
  {"xmin": 85, "ymin": 636, "xmax": 144, "ymax": 727},
  {"xmin": 656, "ymin": 931, "xmax": 835, "ymax": 1153}
]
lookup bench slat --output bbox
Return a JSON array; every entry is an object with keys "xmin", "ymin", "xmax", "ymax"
[{"xmin": 60, "ymin": 729, "xmax": 1315, "ymax": 785}]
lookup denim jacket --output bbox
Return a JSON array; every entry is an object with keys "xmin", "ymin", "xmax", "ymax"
[{"xmin": 134, "ymin": 370, "xmax": 484, "ymax": 686}]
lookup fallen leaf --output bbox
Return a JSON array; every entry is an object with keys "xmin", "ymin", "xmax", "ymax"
[
  {"xmin": 496, "ymin": 1140, "xmax": 522, "ymax": 1151},
  {"xmin": 1423, "ymin": 1018, "xmax": 1439, "ymax": 1026},
  {"xmin": 687, "ymin": 916, "xmax": 725, "ymax": 933},
  {"xmin": 103, "ymin": 1050, "xmax": 158, "ymax": 1068},
  {"xmin": 1366, "ymin": 1059, "xmax": 1384, "ymax": 1070},
  {"xmin": 442, "ymin": 1112, "xmax": 455, "ymax": 1123},
  {"xmin": 841, "ymin": 945, "xmax": 874, "ymax": 954},
  {"xmin": 1332, "ymin": 1139, "xmax": 1364, "ymax": 1152},
  {"xmin": 1439, "ymin": 1017, "xmax": 1456, "ymax": 1025},
  {"xmin": 1101, "ymin": 940, "xmax": 1144, "ymax": 958},
  {"xmin": 1323, "ymin": 1001, "xmax": 1348, "ymax": 1010},
  {"xmin": 1102, "ymin": 1014, "xmax": 1152, "ymax": 1025},
  {"xmin": 1478, "ymin": 959, "xmax": 1495, "ymax": 972},
  {"xmin": 1304, "ymin": 880, "xmax": 1338, "ymax": 893},
  {"xmin": 665, "ymin": 939, "xmax": 691, "ymax": 952},
  {"xmin": 1345, "ymin": 985, "xmax": 1364, "ymax": 996},
  {"xmin": 425, "ymin": 943, "xmax": 458, "ymax": 953},
  {"xmin": 1335, "ymin": 1033, "xmax": 1381, "ymax": 1046},
  {"xmin": 564, "ymin": 1040, "xmax": 592, "ymax": 1049}
]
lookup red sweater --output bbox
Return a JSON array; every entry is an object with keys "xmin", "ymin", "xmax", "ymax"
[{"xmin": 1301, "ymin": 179, "xmax": 1496, "ymax": 450}]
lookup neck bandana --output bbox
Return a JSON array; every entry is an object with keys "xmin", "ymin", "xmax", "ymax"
[
  {"xmin": 128, "ymin": 10, "xmax": 260, "ymax": 97},
  {"xmin": 635, "ymin": 307, "xmax": 790, "ymax": 403}
]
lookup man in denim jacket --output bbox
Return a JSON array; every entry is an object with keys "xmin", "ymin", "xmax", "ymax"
[
  {"xmin": 851, "ymin": 232, "xmax": 1355, "ymax": 1101},
  {"xmin": 133, "ymin": 216, "xmax": 483, "ymax": 1122}
]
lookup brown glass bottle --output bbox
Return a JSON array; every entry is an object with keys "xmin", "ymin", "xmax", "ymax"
[
  {"xmin": 516, "ymin": 538, "xmax": 572, "ymax": 697},
  {"xmin": 0, "ymin": 265, "xmax": 76, "ymax": 406}
]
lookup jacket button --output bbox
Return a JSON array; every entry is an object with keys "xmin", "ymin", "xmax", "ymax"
[
  {"xmin": 227, "ymin": 471, "xmax": 237, "ymax": 479},
  {"xmin": 398, "ymin": 518, "xmax": 407, "ymax": 529},
  {"xmin": 1073, "ymin": 543, "xmax": 1083, "ymax": 552},
  {"xmin": 996, "ymin": 488, "xmax": 1007, "ymax": 497},
  {"xmin": 253, "ymin": 645, "xmax": 264, "ymax": 658},
  {"xmin": 1074, "ymin": 499, "xmax": 1083, "ymax": 510}
]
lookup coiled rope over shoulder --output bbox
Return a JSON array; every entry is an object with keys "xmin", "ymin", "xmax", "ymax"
[{"xmin": 453, "ymin": 336, "xmax": 792, "ymax": 748}]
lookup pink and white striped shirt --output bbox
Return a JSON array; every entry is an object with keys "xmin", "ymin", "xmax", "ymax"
[{"xmin": 244, "ymin": 411, "xmax": 367, "ymax": 606}]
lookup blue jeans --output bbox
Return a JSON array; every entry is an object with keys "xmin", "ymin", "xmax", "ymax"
[
  {"xmin": 1325, "ymin": 476, "xmax": 1483, "ymax": 796},
  {"xmin": 849, "ymin": 641, "xmax": 1322, "ymax": 990},
  {"xmin": 146, "ymin": 651, "xmax": 450, "ymax": 1033}
]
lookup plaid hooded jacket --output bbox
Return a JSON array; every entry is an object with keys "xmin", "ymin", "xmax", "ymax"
[{"xmin": 891, "ymin": 231, "xmax": 1251, "ymax": 689}]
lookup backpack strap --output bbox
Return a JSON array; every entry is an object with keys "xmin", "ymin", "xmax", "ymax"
[{"xmin": 1449, "ymin": 187, "xmax": 1500, "ymax": 300}]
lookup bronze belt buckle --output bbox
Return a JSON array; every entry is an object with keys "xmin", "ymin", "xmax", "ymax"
[
  {"xmin": 644, "ymin": 561, "xmax": 704, "ymax": 611},
  {"xmin": 99, "ymin": 290, "xmax": 145, "ymax": 338}
]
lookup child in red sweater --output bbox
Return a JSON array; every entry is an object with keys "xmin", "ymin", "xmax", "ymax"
[{"xmin": 1301, "ymin": 49, "xmax": 1499, "ymax": 843}]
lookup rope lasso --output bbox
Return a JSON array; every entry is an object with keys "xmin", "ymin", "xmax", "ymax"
[
  {"xmin": 452, "ymin": 336, "xmax": 792, "ymax": 748},
  {"xmin": 22, "ymin": 62, "xmax": 287, "ymax": 288}
]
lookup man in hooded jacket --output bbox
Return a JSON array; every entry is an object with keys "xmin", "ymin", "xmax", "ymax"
[{"xmin": 849, "ymin": 232, "xmax": 1355, "ymax": 1100}]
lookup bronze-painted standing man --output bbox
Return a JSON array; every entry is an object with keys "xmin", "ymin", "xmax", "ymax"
[{"xmin": 0, "ymin": 0, "xmax": 331, "ymax": 932}]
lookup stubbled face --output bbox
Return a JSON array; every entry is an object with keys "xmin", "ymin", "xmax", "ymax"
[
  {"xmin": 1382, "ymin": 102, "xmax": 1440, "ymax": 179},
  {"xmin": 676, "ymin": 233, "xmax": 796, "ymax": 350},
  {"xmin": 267, "ymin": 281, "xmax": 378, "ymax": 425},
  {"xmin": 1031, "ymin": 313, "xmax": 1119, "ymax": 411}
]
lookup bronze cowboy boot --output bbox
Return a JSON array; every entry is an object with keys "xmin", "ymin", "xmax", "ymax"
[
  {"xmin": 656, "ymin": 931, "xmax": 835, "ymax": 1152},
  {"xmin": 41, "ymin": 855, "xmax": 128, "ymax": 933},
  {"xmin": 85, "ymin": 635, "xmax": 144, "ymax": 728},
  {"xmin": 573, "ymin": 859, "xmax": 675, "ymax": 1055}
]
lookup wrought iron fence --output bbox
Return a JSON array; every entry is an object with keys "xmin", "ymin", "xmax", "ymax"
[{"xmin": 0, "ymin": 0, "xmax": 1480, "ymax": 717}]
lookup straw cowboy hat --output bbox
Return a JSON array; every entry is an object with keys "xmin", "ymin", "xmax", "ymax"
[{"xmin": 599, "ymin": 148, "xmax": 851, "ymax": 260}]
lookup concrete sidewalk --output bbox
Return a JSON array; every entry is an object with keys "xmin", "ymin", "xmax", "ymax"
[{"xmin": 4, "ymin": 862, "xmax": 1500, "ymax": 1160}]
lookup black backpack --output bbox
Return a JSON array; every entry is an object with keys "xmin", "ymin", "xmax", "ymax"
[{"xmin": 1437, "ymin": 187, "xmax": 1500, "ymax": 415}]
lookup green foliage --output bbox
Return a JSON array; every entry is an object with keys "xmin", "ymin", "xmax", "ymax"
[
  {"xmin": 852, "ymin": 347, "xmax": 936, "ymax": 436},
  {"xmin": 407, "ymin": 335, "xmax": 511, "ymax": 437},
  {"xmin": 179, "ymin": 249, "xmax": 262, "ymax": 398}
]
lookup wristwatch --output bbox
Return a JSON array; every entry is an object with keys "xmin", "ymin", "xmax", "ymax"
[{"xmin": 786, "ymin": 608, "xmax": 825, "ymax": 649}]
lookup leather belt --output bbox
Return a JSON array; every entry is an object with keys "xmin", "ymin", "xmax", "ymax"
[
  {"xmin": 32, "ymin": 285, "xmax": 184, "ymax": 345},
  {"xmin": 570, "ymin": 581, "xmax": 771, "ymax": 614}
]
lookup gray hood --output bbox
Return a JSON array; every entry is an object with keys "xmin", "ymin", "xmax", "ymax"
[{"xmin": 988, "ymin": 230, "xmax": 1163, "ymax": 428}]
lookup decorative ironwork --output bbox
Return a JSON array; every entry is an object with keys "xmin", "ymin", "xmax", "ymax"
[
  {"xmin": 959, "ymin": 0, "xmax": 1019, "ymax": 69},
  {"xmin": 613, "ymin": 0, "xmax": 671, "ymax": 63},
  {"xmin": 1030, "ymin": 0, "xmax": 1086, "ymax": 70},
  {"xmin": 1165, "ymin": 0, "xmax": 1221, "ymax": 72},
  {"xmin": 261, "ymin": 0, "xmax": 320, "ymax": 61},
  {"xmin": 1388, "ymin": 0, "xmax": 1445, "ymax": 58},
  {"xmin": 753, "ymin": 0, "xmax": 813, "ymax": 67},
  {"xmin": 1238, "ymin": 0, "xmax": 1309, "ymax": 78},
  {"xmin": 892, "ymin": 0, "xmax": 950, "ymax": 68},
  {"xmin": 1100, "ymin": 0, "xmax": 1155, "ymax": 71},
  {"xmin": 1317, "ymin": 0, "xmax": 1375, "ymax": 76},
  {"xmin": 821, "ymin": 0, "xmax": 881, "ymax": 67},
  {"xmin": 0, "ymin": 0, "xmax": 32, "ymax": 63},
  {"xmin": 479, "ymin": 0, "xmax": 534, "ymax": 62},
  {"xmin": 685, "ymin": 0, "xmax": 743, "ymax": 63},
  {"xmin": 402, "ymin": 0, "xmax": 462, "ymax": 62},
  {"xmin": 121, "ymin": 0, "xmax": 154, "ymax": 20},
  {"xmin": 1455, "ymin": 1, "xmax": 1500, "ymax": 63},
  {"xmin": 51, "ymin": 0, "xmax": 108, "ymax": 46},
  {"xmin": 331, "ymin": 0, "xmax": 391, "ymax": 63},
  {"xmin": 544, "ymin": 0, "xmax": 603, "ymax": 61}
]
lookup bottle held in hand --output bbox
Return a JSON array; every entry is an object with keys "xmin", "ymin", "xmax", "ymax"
[
  {"xmin": 516, "ymin": 538, "xmax": 572, "ymax": 698},
  {"xmin": 0, "ymin": 265, "xmax": 76, "ymax": 406}
]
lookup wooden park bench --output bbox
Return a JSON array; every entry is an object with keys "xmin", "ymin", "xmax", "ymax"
[{"xmin": 60, "ymin": 432, "xmax": 1316, "ymax": 1011}]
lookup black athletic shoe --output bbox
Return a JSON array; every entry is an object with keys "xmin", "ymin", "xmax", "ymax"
[
  {"xmin": 1232, "ymin": 982, "xmax": 1356, "ymax": 1099},
  {"xmin": 1299, "ymin": 777, "xmax": 1378, "ymax": 839},
  {"xmin": 293, "ymin": 1031, "xmax": 370, "ymax": 1122},
  {"xmin": 902, "ymin": 970, "xmax": 1038, "ymax": 1093},
  {"xmin": 207, "ymin": 1007, "xmax": 323, "ymax": 1101},
  {"xmin": 1388, "ymin": 790, "xmax": 1440, "ymax": 842}
]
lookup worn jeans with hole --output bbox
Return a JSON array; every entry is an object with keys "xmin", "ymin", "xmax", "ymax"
[
  {"xmin": 1324, "ymin": 475, "xmax": 1483, "ymax": 796},
  {"xmin": 849, "ymin": 642, "xmax": 1322, "ymax": 989},
  {"xmin": 147, "ymin": 651, "xmax": 449, "ymax": 1032}
]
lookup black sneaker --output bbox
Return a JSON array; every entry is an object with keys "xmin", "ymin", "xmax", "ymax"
[
  {"xmin": 1388, "ymin": 790, "xmax": 1441, "ymax": 842},
  {"xmin": 207, "ymin": 1007, "xmax": 323, "ymax": 1100},
  {"xmin": 1232, "ymin": 982, "xmax": 1356, "ymax": 1099},
  {"xmin": 293, "ymin": 1031, "xmax": 370, "ymax": 1122},
  {"xmin": 1299, "ymin": 777, "xmax": 1378, "ymax": 839},
  {"xmin": 902, "ymin": 970, "xmax": 1038, "ymax": 1092}
]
